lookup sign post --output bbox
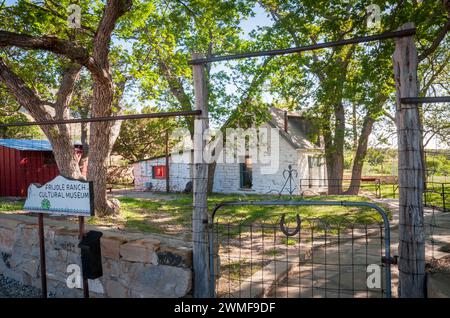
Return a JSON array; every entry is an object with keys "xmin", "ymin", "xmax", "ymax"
[
  {"xmin": 24, "ymin": 175, "xmax": 94, "ymax": 298},
  {"xmin": 37, "ymin": 213, "xmax": 47, "ymax": 298},
  {"xmin": 78, "ymin": 216, "xmax": 89, "ymax": 298}
]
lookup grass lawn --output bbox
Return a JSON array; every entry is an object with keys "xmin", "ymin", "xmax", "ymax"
[
  {"xmin": 0, "ymin": 193, "xmax": 393, "ymax": 238},
  {"xmin": 0, "ymin": 199, "xmax": 24, "ymax": 211},
  {"xmin": 90, "ymin": 193, "xmax": 392, "ymax": 237}
]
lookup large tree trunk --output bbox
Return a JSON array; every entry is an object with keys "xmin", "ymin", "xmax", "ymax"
[
  {"xmin": 84, "ymin": 0, "xmax": 131, "ymax": 216},
  {"xmin": 393, "ymin": 23, "xmax": 425, "ymax": 298},
  {"xmin": 47, "ymin": 128, "xmax": 83, "ymax": 179},
  {"xmin": 87, "ymin": 122, "xmax": 120, "ymax": 216},
  {"xmin": 78, "ymin": 104, "xmax": 90, "ymax": 173},
  {"xmin": 0, "ymin": 0, "xmax": 131, "ymax": 217},
  {"xmin": 324, "ymin": 102, "xmax": 346, "ymax": 195},
  {"xmin": 352, "ymin": 103, "xmax": 358, "ymax": 149},
  {"xmin": 345, "ymin": 116, "xmax": 375, "ymax": 195},
  {"xmin": 87, "ymin": 81, "xmax": 122, "ymax": 216},
  {"xmin": 326, "ymin": 156, "xmax": 344, "ymax": 194}
]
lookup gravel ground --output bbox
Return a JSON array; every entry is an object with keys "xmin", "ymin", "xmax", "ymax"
[{"xmin": 0, "ymin": 274, "xmax": 42, "ymax": 298}]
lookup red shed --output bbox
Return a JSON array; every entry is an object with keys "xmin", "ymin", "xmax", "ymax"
[{"xmin": 0, "ymin": 139, "xmax": 85, "ymax": 197}]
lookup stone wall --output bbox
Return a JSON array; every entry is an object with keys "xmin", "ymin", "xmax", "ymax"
[
  {"xmin": 0, "ymin": 214, "xmax": 192, "ymax": 298},
  {"xmin": 133, "ymin": 152, "xmax": 192, "ymax": 192}
]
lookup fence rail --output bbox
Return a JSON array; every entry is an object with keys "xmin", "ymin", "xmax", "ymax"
[{"xmin": 297, "ymin": 178, "xmax": 449, "ymax": 212}]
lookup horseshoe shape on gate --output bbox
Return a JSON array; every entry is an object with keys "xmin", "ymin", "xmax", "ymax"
[{"xmin": 279, "ymin": 214, "xmax": 301, "ymax": 236}]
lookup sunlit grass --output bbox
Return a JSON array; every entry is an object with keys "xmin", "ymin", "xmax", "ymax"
[
  {"xmin": 0, "ymin": 199, "xmax": 24, "ymax": 211},
  {"xmin": 0, "ymin": 193, "xmax": 393, "ymax": 236},
  {"xmin": 221, "ymin": 259, "xmax": 263, "ymax": 281}
]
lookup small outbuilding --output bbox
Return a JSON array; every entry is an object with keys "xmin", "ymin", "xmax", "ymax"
[
  {"xmin": 0, "ymin": 139, "xmax": 84, "ymax": 197},
  {"xmin": 133, "ymin": 107, "xmax": 327, "ymax": 195}
]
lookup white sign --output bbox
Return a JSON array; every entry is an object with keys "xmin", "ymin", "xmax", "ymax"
[{"xmin": 24, "ymin": 175, "xmax": 94, "ymax": 217}]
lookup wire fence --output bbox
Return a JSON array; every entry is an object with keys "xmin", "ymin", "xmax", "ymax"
[
  {"xmin": 298, "ymin": 178, "xmax": 449, "ymax": 212},
  {"xmin": 210, "ymin": 201, "xmax": 392, "ymax": 298},
  {"xmin": 425, "ymin": 205, "xmax": 450, "ymax": 266},
  {"xmin": 209, "ymin": 202, "xmax": 450, "ymax": 299}
]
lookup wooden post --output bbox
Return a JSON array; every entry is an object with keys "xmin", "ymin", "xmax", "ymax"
[
  {"xmin": 78, "ymin": 216, "xmax": 89, "ymax": 298},
  {"xmin": 393, "ymin": 22, "xmax": 425, "ymax": 298},
  {"xmin": 192, "ymin": 53, "xmax": 210, "ymax": 297},
  {"xmin": 37, "ymin": 213, "xmax": 47, "ymax": 298}
]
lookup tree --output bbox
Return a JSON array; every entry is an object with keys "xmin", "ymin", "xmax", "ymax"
[
  {"xmin": 113, "ymin": 107, "xmax": 180, "ymax": 163},
  {"xmin": 251, "ymin": 0, "xmax": 373, "ymax": 194},
  {"xmin": 0, "ymin": 0, "xmax": 132, "ymax": 216},
  {"xmin": 118, "ymin": 0, "xmax": 255, "ymax": 192},
  {"xmin": 0, "ymin": 88, "xmax": 43, "ymax": 138},
  {"xmin": 247, "ymin": 0, "xmax": 448, "ymax": 195}
]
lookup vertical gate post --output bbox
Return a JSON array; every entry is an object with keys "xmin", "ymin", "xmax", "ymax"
[
  {"xmin": 393, "ymin": 22, "xmax": 426, "ymax": 297},
  {"xmin": 192, "ymin": 53, "xmax": 210, "ymax": 298}
]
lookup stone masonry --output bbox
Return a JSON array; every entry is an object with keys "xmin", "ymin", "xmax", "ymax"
[{"xmin": 0, "ymin": 213, "xmax": 192, "ymax": 298}]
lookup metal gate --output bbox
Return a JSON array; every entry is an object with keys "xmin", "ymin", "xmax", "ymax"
[{"xmin": 209, "ymin": 200, "xmax": 392, "ymax": 298}]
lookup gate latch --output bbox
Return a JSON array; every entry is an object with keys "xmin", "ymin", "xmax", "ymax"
[{"xmin": 382, "ymin": 255, "xmax": 398, "ymax": 265}]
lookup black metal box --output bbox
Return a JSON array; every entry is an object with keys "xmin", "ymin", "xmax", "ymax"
[{"xmin": 78, "ymin": 230, "xmax": 103, "ymax": 279}]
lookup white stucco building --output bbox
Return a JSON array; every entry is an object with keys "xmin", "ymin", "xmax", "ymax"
[{"xmin": 133, "ymin": 107, "xmax": 327, "ymax": 195}]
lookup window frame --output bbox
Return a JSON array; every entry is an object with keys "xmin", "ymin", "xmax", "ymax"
[{"xmin": 239, "ymin": 156, "xmax": 253, "ymax": 189}]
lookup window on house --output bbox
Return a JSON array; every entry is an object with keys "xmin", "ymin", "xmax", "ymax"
[
  {"xmin": 239, "ymin": 157, "xmax": 253, "ymax": 189},
  {"xmin": 152, "ymin": 165, "xmax": 167, "ymax": 179}
]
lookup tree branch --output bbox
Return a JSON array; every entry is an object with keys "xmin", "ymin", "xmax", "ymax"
[
  {"xmin": 157, "ymin": 57, "xmax": 192, "ymax": 111},
  {"xmin": 55, "ymin": 64, "xmax": 82, "ymax": 120},
  {"xmin": 383, "ymin": 109, "xmax": 396, "ymax": 123},
  {"xmin": 0, "ymin": 57, "xmax": 53, "ymax": 122},
  {"xmin": 418, "ymin": 17, "xmax": 450, "ymax": 62},
  {"xmin": 93, "ymin": 0, "xmax": 132, "ymax": 68},
  {"xmin": 420, "ymin": 53, "xmax": 450, "ymax": 94},
  {"xmin": 0, "ymin": 31, "xmax": 93, "ymax": 66}
]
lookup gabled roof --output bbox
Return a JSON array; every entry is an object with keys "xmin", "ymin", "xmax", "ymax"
[
  {"xmin": 0, "ymin": 139, "xmax": 53, "ymax": 151},
  {"xmin": 135, "ymin": 107, "xmax": 322, "ymax": 164},
  {"xmin": 267, "ymin": 107, "xmax": 321, "ymax": 150},
  {"xmin": 220, "ymin": 106, "xmax": 322, "ymax": 150}
]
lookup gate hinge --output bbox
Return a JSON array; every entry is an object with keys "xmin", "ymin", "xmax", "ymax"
[{"xmin": 382, "ymin": 255, "xmax": 398, "ymax": 265}]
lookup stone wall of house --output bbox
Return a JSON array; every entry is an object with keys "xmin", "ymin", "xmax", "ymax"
[
  {"xmin": 0, "ymin": 214, "xmax": 192, "ymax": 298},
  {"xmin": 212, "ymin": 162, "xmax": 240, "ymax": 193},
  {"xmin": 133, "ymin": 151, "xmax": 191, "ymax": 192},
  {"xmin": 213, "ymin": 126, "xmax": 305, "ymax": 195},
  {"xmin": 251, "ymin": 135, "xmax": 300, "ymax": 195},
  {"xmin": 297, "ymin": 150, "xmax": 328, "ymax": 194}
]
